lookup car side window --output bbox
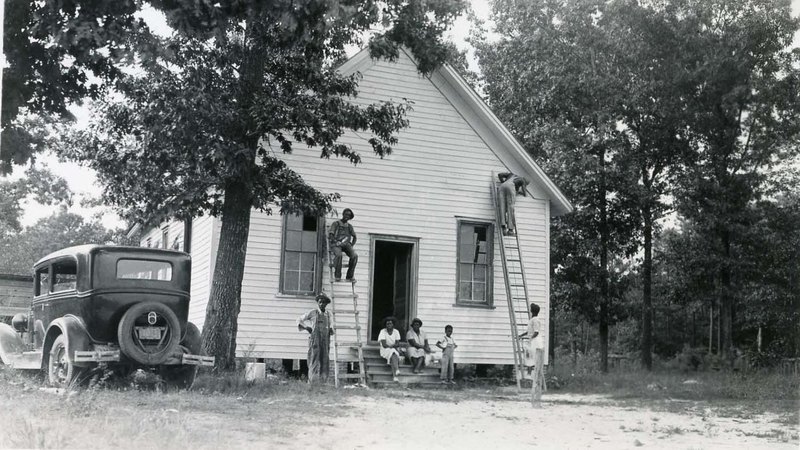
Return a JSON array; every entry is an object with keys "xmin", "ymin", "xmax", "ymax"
[
  {"xmin": 35, "ymin": 267, "xmax": 50, "ymax": 296},
  {"xmin": 117, "ymin": 259, "xmax": 173, "ymax": 281},
  {"xmin": 52, "ymin": 259, "xmax": 78, "ymax": 292}
]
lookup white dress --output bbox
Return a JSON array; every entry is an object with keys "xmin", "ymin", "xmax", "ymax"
[
  {"xmin": 378, "ymin": 328, "xmax": 401, "ymax": 364},
  {"xmin": 524, "ymin": 317, "xmax": 544, "ymax": 366}
]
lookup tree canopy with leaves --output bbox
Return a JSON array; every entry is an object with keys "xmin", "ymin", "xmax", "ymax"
[
  {"xmin": 63, "ymin": 0, "xmax": 466, "ymax": 369},
  {"xmin": 473, "ymin": 0, "xmax": 645, "ymax": 371},
  {"xmin": 474, "ymin": 0, "xmax": 799, "ymax": 369},
  {"xmin": 0, "ymin": 167, "xmax": 72, "ymax": 238},
  {"xmin": 2, "ymin": 0, "xmax": 150, "ymax": 173},
  {"xmin": 668, "ymin": 0, "xmax": 800, "ymax": 359}
]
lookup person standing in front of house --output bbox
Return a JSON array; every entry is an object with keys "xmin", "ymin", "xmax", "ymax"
[
  {"xmin": 329, "ymin": 208, "xmax": 358, "ymax": 282},
  {"xmin": 518, "ymin": 303, "xmax": 543, "ymax": 373},
  {"xmin": 436, "ymin": 324, "xmax": 458, "ymax": 384},
  {"xmin": 297, "ymin": 293, "xmax": 334, "ymax": 384},
  {"xmin": 498, "ymin": 172, "xmax": 529, "ymax": 236}
]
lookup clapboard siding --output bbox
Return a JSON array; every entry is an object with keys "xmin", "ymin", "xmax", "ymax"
[
  {"xmin": 188, "ymin": 215, "xmax": 215, "ymax": 328},
  {"xmin": 235, "ymin": 51, "xmax": 552, "ymax": 365},
  {"xmin": 138, "ymin": 217, "xmax": 215, "ymax": 329}
]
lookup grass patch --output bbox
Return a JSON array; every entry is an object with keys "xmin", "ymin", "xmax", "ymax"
[{"xmin": 547, "ymin": 364, "xmax": 799, "ymax": 402}]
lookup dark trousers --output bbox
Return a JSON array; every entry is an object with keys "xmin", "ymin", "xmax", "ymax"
[{"xmin": 332, "ymin": 243, "xmax": 358, "ymax": 280}]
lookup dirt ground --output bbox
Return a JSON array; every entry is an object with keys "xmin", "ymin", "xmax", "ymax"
[
  {"xmin": 1, "ymin": 382, "xmax": 797, "ymax": 449},
  {"xmin": 315, "ymin": 392, "xmax": 798, "ymax": 449}
]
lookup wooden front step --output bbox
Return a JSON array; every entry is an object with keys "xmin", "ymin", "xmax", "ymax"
[{"xmin": 362, "ymin": 345, "xmax": 446, "ymax": 387}]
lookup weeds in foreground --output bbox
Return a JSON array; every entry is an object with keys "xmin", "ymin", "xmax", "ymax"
[{"xmin": 546, "ymin": 363, "xmax": 799, "ymax": 403}]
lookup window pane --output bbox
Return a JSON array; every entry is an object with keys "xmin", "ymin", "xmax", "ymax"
[
  {"xmin": 460, "ymin": 225, "xmax": 474, "ymax": 246},
  {"xmin": 299, "ymin": 272, "xmax": 314, "ymax": 292},
  {"xmin": 283, "ymin": 271, "xmax": 299, "ymax": 292},
  {"xmin": 473, "ymin": 282, "xmax": 486, "ymax": 302},
  {"xmin": 459, "ymin": 263, "xmax": 472, "ymax": 282},
  {"xmin": 37, "ymin": 269, "xmax": 49, "ymax": 296},
  {"xmin": 285, "ymin": 252, "xmax": 300, "ymax": 270},
  {"xmin": 459, "ymin": 282, "xmax": 472, "ymax": 300},
  {"xmin": 302, "ymin": 215, "xmax": 317, "ymax": 231},
  {"xmin": 474, "ymin": 265, "xmax": 486, "ymax": 282},
  {"xmin": 52, "ymin": 261, "xmax": 77, "ymax": 292},
  {"xmin": 286, "ymin": 214, "xmax": 303, "ymax": 231},
  {"xmin": 286, "ymin": 231, "xmax": 302, "ymax": 251},
  {"xmin": 459, "ymin": 244, "xmax": 474, "ymax": 263},
  {"xmin": 301, "ymin": 231, "xmax": 317, "ymax": 252},
  {"xmin": 117, "ymin": 259, "xmax": 172, "ymax": 281},
  {"xmin": 300, "ymin": 253, "xmax": 315, "ymax": 271}
]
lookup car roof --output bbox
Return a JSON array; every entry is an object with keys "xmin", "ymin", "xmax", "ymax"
[{"xmin": 34, "ymin": 245, "xmax": 189, "ymax": 269}]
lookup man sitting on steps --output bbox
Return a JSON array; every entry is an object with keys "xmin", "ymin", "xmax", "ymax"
[{"xmin": 329, "ymin": 208, "xmax": 358, "ymax": 282}]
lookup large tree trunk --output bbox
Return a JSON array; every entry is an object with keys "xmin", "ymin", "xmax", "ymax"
[
  {"xmin": 201, "ymin": 180, "xmax": 254, "ymax": 370},
  {"xmin": 641, "ymin": 209, "xmax": 653, "ymax": 370},
  {"xmin": 199, "ymin": 11, "xmax": 265, "ymax": 370}
]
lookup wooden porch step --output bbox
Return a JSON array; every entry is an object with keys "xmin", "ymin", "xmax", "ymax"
[{"xmin": 337, "ymin": 373, "xmax": 366, "ymax": 379}]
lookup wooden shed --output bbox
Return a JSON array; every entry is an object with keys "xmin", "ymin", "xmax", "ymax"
[{"xmin": 0, "ymin": 273, "xmax": 32, "ymax": 323}]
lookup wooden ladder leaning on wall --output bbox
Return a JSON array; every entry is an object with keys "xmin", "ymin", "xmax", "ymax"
[
  {"xmin": 327, "ymin": 250, "xmax": 367, "ymax": 387},
  {"xmin": 491, "ymin": 179, "xmax": 533, "ymax": 390}
]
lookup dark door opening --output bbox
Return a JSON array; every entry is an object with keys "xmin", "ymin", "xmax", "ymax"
[{"xmin": 370, "ymin": 240, "xmax": 414, "ymax": 341}]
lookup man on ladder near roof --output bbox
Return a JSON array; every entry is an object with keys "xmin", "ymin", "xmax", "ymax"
[{"xmin": 329, "ymin": 208, "xmax": 358, "ymax": 282}]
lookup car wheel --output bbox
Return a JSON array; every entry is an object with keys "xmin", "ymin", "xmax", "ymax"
[
  {"xmin": 118, "ymin": 302, "xmax": 181, "ymax": 365},
  {"xmin": 48, "ymin": 334, "xmax": 86, "ymax": 388},
  {"xmin": 159, "ymin": 323, "xmax": 203, "ymax": 390}
]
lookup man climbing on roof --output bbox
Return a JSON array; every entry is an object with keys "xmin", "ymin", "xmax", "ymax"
[{"xmin": 498, "ymin": 172, "xmax": 529, "ymax": 236}]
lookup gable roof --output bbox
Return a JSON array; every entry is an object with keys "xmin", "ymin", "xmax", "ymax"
[{"xmin": 338, "ymin": 47, "xmax": 573, "ymax": 216}]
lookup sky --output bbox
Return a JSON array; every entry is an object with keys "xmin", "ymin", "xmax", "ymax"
[{"xmin": 9, "ymin": 0, "xmax": 800, "ymax": 230}]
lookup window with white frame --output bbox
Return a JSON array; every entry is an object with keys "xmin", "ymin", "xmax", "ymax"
[
  {"xmin": 280, "ymin": 213, "xmax": 323, "ymax": 295},
  {"xmin": 456, "ymin": 220, "xmax": 493, "ymax": 306}
]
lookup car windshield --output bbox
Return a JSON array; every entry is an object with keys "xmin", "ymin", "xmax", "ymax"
[{"xmin": 116, "ymin": 259, "xmax": 173, "ymax": 281}]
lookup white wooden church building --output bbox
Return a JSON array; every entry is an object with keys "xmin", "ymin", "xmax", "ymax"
[{"xmin": 136, "ymin": 47, "xmax": 572, "ymax": 367}]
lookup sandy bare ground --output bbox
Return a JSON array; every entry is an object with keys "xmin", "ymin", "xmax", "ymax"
[
  {"xmin": 1, "ymin": 383, "xmax": 797, "ymax": 449},
  {"xmin": 313, "ymin": 393, "xmax": 798, "ymax": 449}
]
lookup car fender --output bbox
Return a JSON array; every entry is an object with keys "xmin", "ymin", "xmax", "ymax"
[
  {"xmin": 43, "ymin": 315, "xmax": 93, "ymax": 369},
  {"xmin": 0, "ymin": 323, "xmax": 26, "ymax": 365}
]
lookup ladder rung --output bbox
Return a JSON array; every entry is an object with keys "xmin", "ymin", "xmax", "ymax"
[
  {"xmin": 334, "ymin": 325, "xmax": 361, "ymax": 330},
  {"xmin": 334, "ymin": 310, "xmax": 359, "ymax": 315},
  {"xmin": 335, "ymin": 341, "xmax": 363, "ymax": 347}
]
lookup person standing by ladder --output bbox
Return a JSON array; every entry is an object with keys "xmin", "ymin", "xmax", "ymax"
[
  {"xmin": 298, "ymin": 294, "xmax": 334, "ymax": 384},
  {"xmin": 329, "ymin": 208, "xmax": 358, "ymax": 282}
]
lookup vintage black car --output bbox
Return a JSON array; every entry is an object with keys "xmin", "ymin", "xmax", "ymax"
[{"xmin": 0, "ymin": 245, "xmax": 213, "ymax": 388}]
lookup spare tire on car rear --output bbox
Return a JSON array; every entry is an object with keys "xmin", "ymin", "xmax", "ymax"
[{"xmin": 117, "ymin": 302, "xmax": 181, "ymax": 365}]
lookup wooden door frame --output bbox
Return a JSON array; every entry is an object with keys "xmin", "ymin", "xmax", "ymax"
[{"xmin": 367, "ymin": 234, "xmax": 420, "ymax": 343}]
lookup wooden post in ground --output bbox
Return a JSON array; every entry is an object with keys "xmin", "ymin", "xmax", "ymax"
[{"xmin": 531, "ymin": 348, "xmax": 545, "ymax": 408}]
